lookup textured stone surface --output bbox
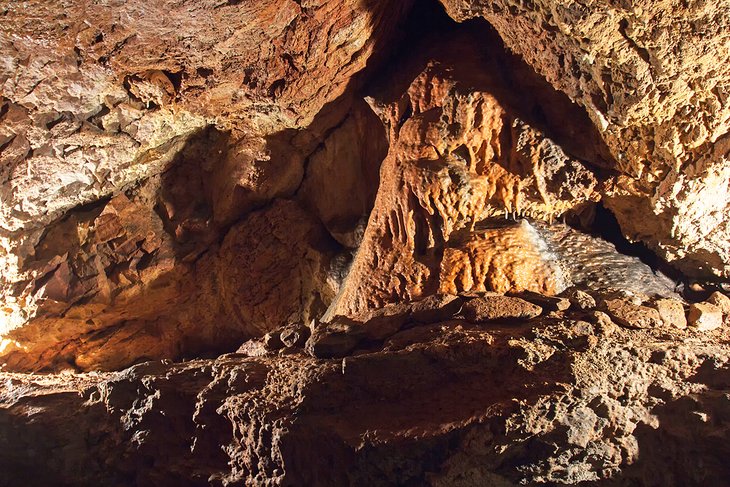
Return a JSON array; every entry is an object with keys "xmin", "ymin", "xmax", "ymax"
[
  {"xmin": 327, "ymin": 26, "xmax": 603, "ymax": 317},
  {"xmin": 461, "ymin": 295, "xmax": 543, "ymax": 322},
  {"xmin": 708, "ymin": 291, "xmax": 730, "ymax": 316},
  {"xmin": 1, "ymin": 2, "xmax": 730, "ymax": 484},
  {"xmin": 516, "ymin": 290, "xmax": 571, "ymax": 311},
  {"xmin": 2, "ymin": 308, "xmax": 730, "ymax": 486},
  {"xmin": 0, "ymin": 200, "xmax": 337, "ymax": 371},
  {"xmin": 439, "ymin": 0, "xmax": 730, "ymax": 278},
  {"xmin": 0, "ymin": 0, "xmax": 411, "ymax": 369},
  {"xmin": 603, "ymin": 297, "xmax": 663, "ymax": 329},
  {"xmin": 567, "ymin": 289, "xmax": 597, "ymax": 311},
  {"xmin": 688, "ymin": 302, "xmax": 723, "ymax": 331},
  {"xmin": 653, "ymin": 298, "xmax": 688, "ymax": 329},
  {"xmin": 297, "ymin": 99, "xmax": 388, "ymax": 248}
]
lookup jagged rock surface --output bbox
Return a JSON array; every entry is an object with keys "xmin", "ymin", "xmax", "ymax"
[
  {"xmin": 0, "ymin": 198, "xmax": 337, "ymax": 371},
  {"xmin": 328, "ymin": 27, "xmax": 603, "ymax": 317},
  {"xmin": 2, "ymin": 1, "xmax": 730, "ymax": 485},
  {"xmin": 2, "ymin": 303, "xmax": 730, "ymax": 486},
  {"xmin": 439, "ymin": 0, "xmax": 730, "ymax": 278},
  {"xmin": 0, "ymin": 0, "xmax": 410, "ymax": 369}
]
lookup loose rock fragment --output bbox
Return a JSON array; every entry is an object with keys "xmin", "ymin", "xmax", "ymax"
[
  {"xmin": 305, "ymin": 321, "xmax": 366, "ymax": 359},
  {"xmin": 603, "ymin": 298, "xmax": 662, "ymax": 329},
  {"xmin": 567, "ymin": 289, "xmax": 597, "ymax": 311},
  {"xmin": 707, "ymin": 292, "xmax": 730, "ymax": 316},
  {"xmin": 280, "ymin": 324, "xmax": 310, "ymax": 348},
  {"xmin": 589, "ymin": 311, "xmax": 616, "ymax": 336},
  {"xmin": 516, "ymin": 291, "xmax": 570, "ymax": 311},
  {"xmin": 652, "ymin": 298, "xmax": 688, "ymax": 329},
  {"xmin": 409, "ymin": 294, "xmax": 464, "ymax": 324},
  {"xmin": 688, "ymin": 303, "xmax": 723, "ymax": 331},
  {"xmin": 461, "ymin": 296, "xmax": 543, "ymax": 323}
]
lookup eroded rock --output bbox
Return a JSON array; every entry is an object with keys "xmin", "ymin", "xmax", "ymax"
[
  {"xmin": 688, "ymin": 302, "xmax": 723, "ymax": 331},
  {"xmin": 461, "ymin": 295, "xmax": 543, "ymax": 322},
  {"xmin": 0, "ymin": 199, "xmax": 337, "ymax": 371},
  {"xmin": 567, "ymin": 289, "xmax": 597, "ymax": 311},
  {"xmin": 328, "ymin": 31, "xmax": 601, "ymax": 317},
  {"xmin": 603, "ymin": 297, "xmax": 663, "ymax": 329},
  {"xmin": 707, "ymin": 291, "xmax": 730, "ymax": 316},
  {"xmin": 652, "ymin": 298, "xmax": 688, "ymax": 330},
  {"xmin": 439, "ymin": 0, "xmax": 730, "ymax": 278},
  {"xmin": 3, "ymin": 312, "xmax": 730, "ymax": 486}
]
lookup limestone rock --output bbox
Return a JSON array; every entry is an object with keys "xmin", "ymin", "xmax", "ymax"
[
  {"xmin": 533, "ymin": 222, "xmax": 677, "ymax": 298},
  {"xmin": 280, "ymin": 324, "xmax": 310, "ymax": 349},
  {"xmin": 2, "ymin": 2, "xmax": 730, "ymax": 484},
  {"xmin": 589, "ymin": 311, "xmax": 617, "ymax": 337},
  {"xmin": 0, "ymin": 199, "xmax": 336, "ymax": 371},
  {"xmin": 688, "ymin": 302, "xmax": 723, "ymax": 331},
  {"xmin": 515, "ymin": 290, "xmax": 571, "ymax": 312},
  {"xmin": 567, "ymin": 289, "xmax": 597, "ymax": 311},
  {"xmin": 314, "ymin": 294, "xmax": 464, "ymax": 353},
  {"xmin": 653, "ymin": 298, "xmax": 687, "ymax": 329},
  {"xmin": 461, "ymin": 295, "xmax": 543, "ymax": 322},
  {"xmin": 216, "ymin": 200, "xmax": 337, "ymax": 337},
  {"xmin": 603, "ymin": 298, "xmax": 663, "ymax": 329},
  {"xmin": 305, "ymin": 320, "xmax": 366, "ymax": 359},
  {"xmin": 328, "ymin": 30, "xmax": 601, "ymax": 317},
  {"xmin": 652, "ymin": 298, "xmax": 688, "ymax": 330},
  {"xmin": 439, "ymin": 222, "xmax": 565, "ymax": 297},
  {"xmin": 707, "ymin": 291, "xmax": 730, "ymax": 316},
  {"xmin": 439, "ymin": 0, "xmax": 730, "ymax": 278},
  {"xmin": 409, "ymin": 294, "xmax": 464, "ymax": 324},
  {"xmin": 3, "ymin": 314, "xmax": 730, "ymax": 486},
  {"xmin": 297, "ymin": 99, "xmax": 388, "ymax": 248}
]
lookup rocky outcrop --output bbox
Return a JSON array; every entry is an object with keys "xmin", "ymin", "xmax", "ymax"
[
  {"xmin": 438, "ymin": 0, "xmax": 730, "ymax": 278},
  {"xmin": 2, "ymin": 293, "xmax": 730, "ymax": 486},
  {"xmin": 328, "ymin": 26, "xmax": 604, "ymax": 317}
]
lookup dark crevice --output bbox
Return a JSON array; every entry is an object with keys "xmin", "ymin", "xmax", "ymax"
[{"xmin": 571, "ymin": 202, "xmax": 690, "ymax": 294}]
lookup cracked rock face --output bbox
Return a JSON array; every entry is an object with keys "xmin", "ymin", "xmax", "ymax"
[{"xmin": 1, "ymin": 0, "xmax": 730, "ymax": 485}]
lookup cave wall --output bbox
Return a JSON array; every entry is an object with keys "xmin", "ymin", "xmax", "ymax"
[
  {"xmin": 0, "ymin": 0, "xmax": 411, "ymax": 370},
  {"xmin": 1, "ymin": 1, "xmax": 730, "ymax": 485},
  {"xmin": 438, "ymin": 0, "xmax": 730, "ymax": 278},
  {"xmin": 1, "ymin": 0, "xmax": 729, "ymax": 370}
]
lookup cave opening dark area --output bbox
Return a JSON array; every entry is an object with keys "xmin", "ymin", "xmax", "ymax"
[{"xmin": 582, "ymin": 202, "xmax": 685, "ymax": 288}]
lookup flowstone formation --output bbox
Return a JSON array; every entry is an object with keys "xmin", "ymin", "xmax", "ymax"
[{"xmin": 1, "ymin": 0, "xmax": 730, "ymax": 485}]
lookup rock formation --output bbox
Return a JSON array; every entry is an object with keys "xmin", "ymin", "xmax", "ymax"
[
  {"xmin": 1, "ymin": 0, "xmax": 730, "ymax": 485},
  {"xmin": 0, "ymin": 0, "xmax": 410, "ymax": 370},
  {"xmin": 439, "ymin": 0, "xmax": 730, "ymax": 278}
]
